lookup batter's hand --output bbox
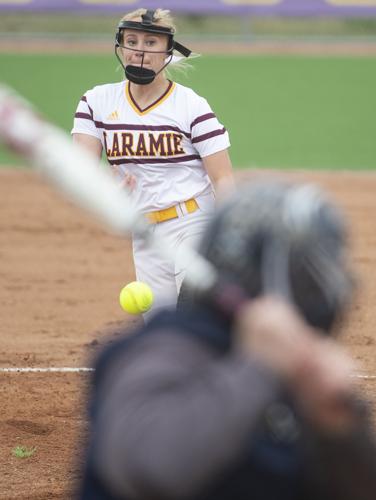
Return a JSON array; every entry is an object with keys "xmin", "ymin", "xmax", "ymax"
[
  {"xmin": 235, "ymin": 297, "xmax": 358, "ymax": 433},
  {"xmin": 235, "ymin": 297, "xmax": 314, "ymax": 381}
]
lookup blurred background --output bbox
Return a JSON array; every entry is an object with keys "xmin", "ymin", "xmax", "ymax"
[{"xmin": 1, "ymin": 0, "xmax": 376, "ymax": 170}]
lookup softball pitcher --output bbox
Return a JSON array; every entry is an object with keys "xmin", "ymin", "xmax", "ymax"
[{"xmin": 72, "ymin": 8, "xmax": 234, "ymax": 318}]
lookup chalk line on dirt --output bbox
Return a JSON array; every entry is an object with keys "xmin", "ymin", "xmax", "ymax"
[
  {"xmin": 0, "ymin": 367, "xmax": 94, "ymax": 373},
  {"xmin": 0, "ymin": 367, "xmax": 375, "ymax": 379}
]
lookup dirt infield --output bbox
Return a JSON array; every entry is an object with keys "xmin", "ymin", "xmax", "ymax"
[{"xmin": 1, "ymin": 167, "xmax": 376, "ymax": 498}]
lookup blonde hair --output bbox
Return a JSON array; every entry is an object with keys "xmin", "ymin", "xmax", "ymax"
[
  {"xmin": 119, "ymin": 8, "xmax": 196, "ymax": 78},
  {"xmin": 120, "ymin": 8, "xmax": 175, "ymax": 31}
]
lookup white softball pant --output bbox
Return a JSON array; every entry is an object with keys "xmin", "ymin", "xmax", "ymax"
[{"xmin": 132, "ymin": 191, "xmax": 216, "ymax": 321}]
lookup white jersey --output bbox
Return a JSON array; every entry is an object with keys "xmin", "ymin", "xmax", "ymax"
[{"xmin": 72, "ymin": 80, "xmax": 230, "ymax": 213}]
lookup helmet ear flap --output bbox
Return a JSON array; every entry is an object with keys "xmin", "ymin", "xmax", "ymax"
[
  {"xmin": 172, "ymin": 40, "xmax": 192, "ymax": 57},
  {"xmin": 167, "ymin": 36, "xmax": 173, "ymax": 53}
]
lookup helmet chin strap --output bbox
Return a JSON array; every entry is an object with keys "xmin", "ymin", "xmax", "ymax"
[{"xmin": 115, "ymin": 46, "xmax": 173, "ymax": 85}]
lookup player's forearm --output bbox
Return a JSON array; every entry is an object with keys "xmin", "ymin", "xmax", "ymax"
[
  {"xmin": 212, "ymin": 174, "xmax": 236, "ymax": 200},
  {"xmin": 202, "ymin": 149, "xmax": 235, "ymax": 200},
  {"xmin": 72, "ymin": 133, "xmax": 102, "ymax": 160}
]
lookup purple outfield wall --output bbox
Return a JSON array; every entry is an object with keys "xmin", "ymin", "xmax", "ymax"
[{"xmin": 1, "ymin": 0, "xmax": 376, "ymax": 16}]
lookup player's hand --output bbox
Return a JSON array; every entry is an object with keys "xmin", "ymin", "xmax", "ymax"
[
  {"xmin": 291, "ymin": 337, "xmax": 358, "ymax": 433},
  {"xmin": 119, "ymin": 172, "xmax": 137, "ymax": 193},
  {"xmin": 235, "ymin": 296, "xmax": 314, "ymax": 381},
  {"xmin": 235, "ymin": 296, "xmax": 358, "ymax": 433}
]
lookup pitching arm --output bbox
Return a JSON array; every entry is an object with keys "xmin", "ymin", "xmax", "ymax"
[{"xmin": 72, "ymin": 133, "xmax": 103, "ymax": 160}]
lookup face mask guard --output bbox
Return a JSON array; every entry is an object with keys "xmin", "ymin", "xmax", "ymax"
[{"xmin": 115, "ymin": 9, "xmax": 191, "ymax": 85}]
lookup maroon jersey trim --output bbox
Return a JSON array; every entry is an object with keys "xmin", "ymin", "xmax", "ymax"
[
  {"xmin": 108, "ymin": 154, "xmax": 200, "ymax": 165},
  {"xmin": 192, "ymin": 128, "xmax": 227, "ymax": 144},
  {"xmin": 190, "ymin": 113, "xmax": 216, "ymax": 129}
]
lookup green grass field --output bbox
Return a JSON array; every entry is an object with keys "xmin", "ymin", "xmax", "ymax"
[{"xmin": 1, "ymin": 53, "xmax": 375, "ymax": 169}]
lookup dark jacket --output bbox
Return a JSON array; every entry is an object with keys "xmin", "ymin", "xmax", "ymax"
[{"xmin": 80, "ymin": 306, "xmax": 376, "ymax": 500}]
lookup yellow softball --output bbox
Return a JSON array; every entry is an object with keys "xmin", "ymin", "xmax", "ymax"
[{"xmin": 119, "ymin": 281, "xmax": 154, "ymax": 315}]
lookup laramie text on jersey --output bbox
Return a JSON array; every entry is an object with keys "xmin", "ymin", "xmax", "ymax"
[{"xmin": 103, "ymin": 131, "xmax": 185, "ymax": 158}]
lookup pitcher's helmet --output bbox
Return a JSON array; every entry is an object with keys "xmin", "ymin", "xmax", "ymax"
[{"xmin": 115, "ymin": 9, "xmax": 191, "ymax": 85}]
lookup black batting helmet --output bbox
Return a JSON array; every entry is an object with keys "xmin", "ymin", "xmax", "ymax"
[{"xmin": 197, "ymin": 180, "xmax": 354, "ymax": 332}]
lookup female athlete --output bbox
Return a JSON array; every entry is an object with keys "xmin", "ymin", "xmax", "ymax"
[{"xmin": 72, "ymin": 8, "xmax": 234, "ymax": 318}]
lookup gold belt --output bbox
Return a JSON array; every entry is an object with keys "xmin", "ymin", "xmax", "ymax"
[{"xmin": 145, "ymin": 198, "xmax": 199, "ymax": 224}]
